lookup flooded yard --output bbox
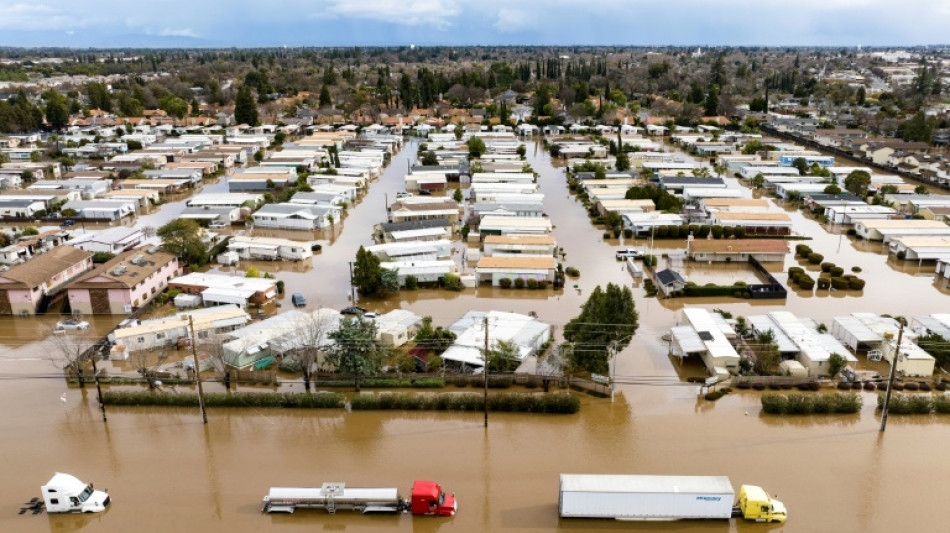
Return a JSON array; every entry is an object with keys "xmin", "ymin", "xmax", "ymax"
[{"xmin": 1, "ymin": 137, "xmax": 949, "ymax": 532}]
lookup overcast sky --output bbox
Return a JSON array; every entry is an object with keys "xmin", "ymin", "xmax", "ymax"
[{"xmin": 1, "ymin": 0, "xmax": 947, "ymax": 48}]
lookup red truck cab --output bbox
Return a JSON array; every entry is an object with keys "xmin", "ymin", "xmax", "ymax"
[{"xmin": 410, "ymin": 480, "xmax": 456, "ymax": 516}]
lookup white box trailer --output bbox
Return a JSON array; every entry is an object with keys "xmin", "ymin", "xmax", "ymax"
[{"xmin": 558, "ymin": 474, "xmax": 735, "ymax": 520}]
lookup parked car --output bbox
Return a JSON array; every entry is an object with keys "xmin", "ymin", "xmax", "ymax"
[
  {"xmin": 60, "ymin": 219, "xmax": 76, "ymax": 227},
  {"xmin": 418, "ymin": 189, "xmax": 432, "ymax": 196},
  {"xmin": 362, "ymin": 312, "xmax": 379, "ymax": 320},
  {"xmin": 395, "ymin": 192, "xmax": 413, "ymax": 199},
  {"xmin": 340, "ymin": 306, "xmax": 367, "ymax": 316},
  {"xmin": 55, "ymin": 318, "xmax": 89, "ymax": 331},
  {"xmin": 615, "ymin": 248, "xmax": 643, "ymax": 260},
  {"xmin": 291, "ymin": 293, "xmax": 307, "ymax": 307},
  {"xmin": 208, "ymin": 221, "xmax": 228, "ymax": 229}
]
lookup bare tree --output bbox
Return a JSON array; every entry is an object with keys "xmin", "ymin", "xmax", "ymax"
[
  {"xmin": 47, "ymin": 330, "xmax": 96, "ymax": 389},
  {"xmin": 285, "ymin": 311, "xmax": 338, "ymax": 392},
  {"xmin": 202, "ymin": 333, "xmax": 232, "ymax": 390}
]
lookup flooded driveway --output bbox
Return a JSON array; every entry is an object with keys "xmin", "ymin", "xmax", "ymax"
[{"xmin": 0, "ymin": 137, "xmax": 948, "ymax": 532}]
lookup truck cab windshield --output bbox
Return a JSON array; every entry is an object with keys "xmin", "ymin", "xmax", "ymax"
[
  {"xmin": 438, "ymin": 492, "xmax": 445, "ymax": 506},
  {"xmin": 78, "ymin": 485, "xmax": 94, "ymax": 502}
]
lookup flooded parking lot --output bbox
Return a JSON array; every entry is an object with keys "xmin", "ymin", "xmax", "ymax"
[{"xmin": 1, "ymin": 137, "xmax": 949, "ymax": 532}]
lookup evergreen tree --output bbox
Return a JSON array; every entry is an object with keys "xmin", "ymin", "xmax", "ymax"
[
  {"xmin": 234, "ymin": 86, "xmax": 259, "ymax": 126},
  {"xmin": 352, "ymin": 246, "xmax": 382, "ymax": 295},
  {"xmin": 319, "ymin": 85, "xmax": 332, "ymax": 107},
  {"xmin": 563, "ymin": 283, "xmax": 639, "ymax": 374},
  {"xmin": 704, "ymin": 85, "xmax": 720, "ymax": 116},
  {"xmin": 43, "ymin": 91, "xmax": 69, "ymax": 130},
  {"xmin": 325, "ymin": 318, "xmax": 384, "ymax": 392}
]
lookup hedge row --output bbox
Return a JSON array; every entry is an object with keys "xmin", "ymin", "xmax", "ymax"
[
  {"xmin": 761, "ymin": 393, "xmax": 862, "ymax": 414},
  {"xmin": 642, "ymin": 224, "xmax": 747, "ymax": 239},
  {"xmin": 350, "ymin": 392, "xmax": 580, "ymax": 414},
  {"xmin": 876, "ymin": 393, "xmax": 950, "ymax": 414},
  {"xmin": 311, "ymin": 378, "xmax": 446, "ymax": 389},
  {"xmin": 102, "ymin": 391, "xmax": 345, "ymax": 408}
]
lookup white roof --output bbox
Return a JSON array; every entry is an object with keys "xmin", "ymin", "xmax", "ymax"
[
  {"xmin": 559, "ymin": 474, "xmax": 733, "ymax": 495},
  {"xmin": 171, "ymin": 272, "xmax": 276, "ymax": 293},
  {"xmin": 441, "ymin": 310, "xmax": 550, "ymax": 367},
  {"xmin": 769, "ymin": 311, "xmax": 857, "ymax": 363}
]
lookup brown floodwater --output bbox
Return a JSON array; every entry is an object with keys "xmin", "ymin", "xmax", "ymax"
[{"xmin": 1, "ymin": 138, "xmax": 949, "ymax": 532}]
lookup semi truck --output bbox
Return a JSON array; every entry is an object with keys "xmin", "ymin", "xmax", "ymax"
[
  {"xmin": 558, "ymin": 474, "xmax": 786, "ymax": 523},
  {"xmin": 261, "ymin": 479, "xmax": 457, "ymax": 516},
  {"xmin": 41, "ymin": 473, "xmax": 110, "ymax": 513}
]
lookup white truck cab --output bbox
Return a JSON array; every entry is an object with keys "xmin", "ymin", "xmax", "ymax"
[{"xmin": 42, "ymin": 473, "xmax": 110, "ymax": 513}]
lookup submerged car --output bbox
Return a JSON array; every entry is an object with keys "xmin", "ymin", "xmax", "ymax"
[{"xmin": 55, "ymin": 319, "xmax": 90, "ymax": 331}]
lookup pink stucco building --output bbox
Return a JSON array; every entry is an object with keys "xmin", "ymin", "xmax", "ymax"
[{"xmin": 66, "ymin": 248, "xmax": 180, "ymax": 315}]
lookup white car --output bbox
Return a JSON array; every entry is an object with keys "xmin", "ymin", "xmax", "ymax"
[
  {"xmin": 208, "ymin": 221, "xmax": 228, "ymax": 229},
  {"xmin": 55, "ymin": 319, "xmax": 90, "ymax": 331},
  {"xmin": 615, "ymin": 248, "xmax": 643, "ymax": 260}
]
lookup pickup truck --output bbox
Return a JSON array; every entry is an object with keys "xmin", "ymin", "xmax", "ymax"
[{"xmin": 615, "ymin": 249, "xmax": 643, "ymax": 260}]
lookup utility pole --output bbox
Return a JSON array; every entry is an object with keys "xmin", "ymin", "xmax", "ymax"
[
  {"xmin": 347, "ymin": 261, "xmax": 356, "ymax": 303},
  {"xmin": 90, "ymin": 348, "xmax": 107, "ymax": 423},
  {"xmin": 189, "ymin": 316, "xmax": 208, "ymax": 424},
  {"xmin": 880, "ymin": 323, "xmax": 905, "ymax": 432},
  {"xmin": 483, "ymin": 314, "xmax": 489, "ymax": 428},
  {"xmin": 610, "ymin": 341, "xmax": 617, "ymax": 404}
]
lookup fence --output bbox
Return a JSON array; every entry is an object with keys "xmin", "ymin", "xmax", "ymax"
[{"xmin": 746, "ymin": 256, "xmax": 787, "ymax": 300}]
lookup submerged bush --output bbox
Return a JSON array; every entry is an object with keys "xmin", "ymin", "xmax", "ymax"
[
  {"xmin": 102, "ymin": 391, "xmax": 345, "ymax": 408},
  {"xmin": 761, "ymin": 393, "xmax": 862, "ymax": 415},
  {"xmin": 350, "ymin": 392, "xmax": 580, "ymax": 414}
]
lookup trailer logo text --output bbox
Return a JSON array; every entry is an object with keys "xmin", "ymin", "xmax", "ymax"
[{"xmin": 696, "ymin": 496, "xmax": 722, "ymax": 501}]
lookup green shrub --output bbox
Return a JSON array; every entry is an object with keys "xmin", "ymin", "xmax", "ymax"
[
  {"xmin": 704, "ymin": 391, "xmax": 726, "ymax": 401},
  {"xmin": 878, "ymin": 393, "xmax": 932, "ymax": 414},
  {"xmin": 442, "ymin": 273, "xmax": 464, "ymax": 291},
  {"xmin": 362, "ymin": 378, "xmax": 412, "ymax": 388},
  {"xmin": 831, "ymin": 277, "xmax": 849, "ymax": 290},
  {"xmin": 499, "ymin": 278, "xmax": 512, "ymax": 289},
  {"xmin": 102, "ymin": 391, "xmax": 345, "ymax": 408},
  {"xmin": 565, "ymin": 267, "xmax": 580, "ymax": 277},
  {"xmin": 761, "ymin": 393, "xmax": 861, "ymax": 414},
  {"xmin": 933, "ymin": 395, "xmax": 950, "ymax": 414},
  {"xmin": 411, "ymin": 378, "xmax": 446, "ymax": 388},
  {"xmin": 404, "ymin": 275, "xmax": 419, "ymax": 290},
  {"xmin": 807, "ymin": 252, "xmax": 824, "ymax": 264},
  {"xmin": 487, "ymin": 376, "xmax": 514, "ymax": 389},
  {"xmin": 797, "ymin": 277, "xmax": 815, "ymax": 290},
  {"xmin": 795, "ymin": 244, "xmax": 812, "ymax": 257},
  {"xmin": 623, "ymin": 228, "xmax": 633, "ymax": 238},
  {"xmin": 526, "ymin": 278, "xmax": 539, "ymax": 290},
  {"xmin": 830, "ymin": 266, "xmax": 845, "ymax": 277},
  {"xmin": 350, "ymin": 392, "xmax": 580, "ymax": 414},
  {"xmin": 788, "ymin": 267, "xmax": 804, "ymax": 281},
  {"xmin": 820, "ymin": 262, "xmax": 835, "ymax": 272},
  {"xmin": 512, "ymin": 278, "xmax": 524, "ymax": 289},
  {"xmin": 603, "ymin": 232, "xmax": 612, "ymax": 239},
  {"xmin": 851, "ymin": 266, "xmax": 862, "ymax": 273},
  {"xmin": 91, "ymin": 252, "xmax": 116, "ymax": 264},
  {"xmin": 848, "ymin": 278, "xmax": 865, "ymax": 290},
  {"xmin": 816, "ymin": 277, "xmax": 830, "ymax": 289}
]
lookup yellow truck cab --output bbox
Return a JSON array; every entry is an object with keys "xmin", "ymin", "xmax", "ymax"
[{"xmin": 737, "ymin": 485, "xmax": 787, "ymax": 523}]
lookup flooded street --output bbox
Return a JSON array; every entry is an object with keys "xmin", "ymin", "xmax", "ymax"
[{"xmin": 1, "ymin": 137, "xmax": 949, "ymax": 532}]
